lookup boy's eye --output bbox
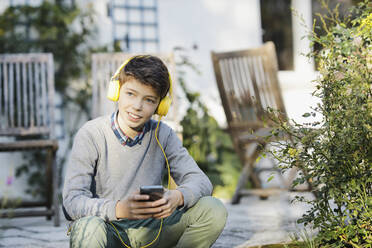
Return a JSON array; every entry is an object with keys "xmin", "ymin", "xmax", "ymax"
[
  {"xmin": 126, "ymin": 92, "xmax": 134, "ymax": 96},
  {"xmin": 146, "ymin": 98, "xmax": 156, "ymax": 104}
]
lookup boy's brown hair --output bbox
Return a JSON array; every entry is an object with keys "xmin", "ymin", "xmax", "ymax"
[{"xmin": 119, "ymin": 55, "xmax": 170, "ymax": 98}]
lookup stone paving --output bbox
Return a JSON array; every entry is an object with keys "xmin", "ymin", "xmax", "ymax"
[
  {"xmin": 0, "ymin": 192, "xmax": 314, "ymax": 248},
  {"xmin": 213, "ymin": 192, "xmax": 314, "ymax": 248}
]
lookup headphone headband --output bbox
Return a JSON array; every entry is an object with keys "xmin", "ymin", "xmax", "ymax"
[{"xmin": 112, "ymin": 58, "xmax": 131, "ymax": 80}]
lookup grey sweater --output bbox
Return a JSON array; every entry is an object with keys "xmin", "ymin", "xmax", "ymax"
[{"xmin": 62, "ymin": 115, "xmax": 212, "ymax": 221}]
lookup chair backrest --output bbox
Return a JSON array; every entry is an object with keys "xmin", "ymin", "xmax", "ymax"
[
  {"xmin": 211, "ymin": 42, "xmax": 286, "ymax": 132},
  {"xmin": 91, "ymin": 52, "xmax": 178, "ymax": 122},
  {"xmin": 0, "ymin": 53, "xmax": 55, "ymax": 138}
]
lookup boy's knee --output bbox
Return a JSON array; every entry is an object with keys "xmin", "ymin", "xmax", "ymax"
[
  {"xmin": 70, "ymin": 216, "xmax": 107, "ymax": 248},
  {"xmin": 197, "ymin": 196, "xmax": 228, "ymax": 229}
]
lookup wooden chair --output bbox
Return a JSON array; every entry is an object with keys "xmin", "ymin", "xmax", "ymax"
[
  {"xmin": 0, "ymin": 53, "xmax": 59, "ymax": 226},
  {"xmin": 211, "ymin": 42, "xmax": 296, "ymax": 204}
]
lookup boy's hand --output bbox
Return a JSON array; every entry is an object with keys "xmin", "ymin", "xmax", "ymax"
[
  {"xmin": 115, "ymin": 190, "xmax": 184, "ymax": 220},
  {"xmin": 152, "ymin": 189, "xmax": 184, "ymax": 219},
  {"xmin": 115, "ymin": 191, "xmax": 163, "ymax": 220}
]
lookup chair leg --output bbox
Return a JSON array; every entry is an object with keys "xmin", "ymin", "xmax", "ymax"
[
  {"xmin": 231, "ymin": 161, "xmax": 251, "ymax": 204},
  {"xmin": 52, "ymin": 149, "xmax": 60, "ymax": 227},
  {"xmin": 46, "ymin": 149, "xmax": 53, "ymax": 220},
  {"xmin": 285, "ymin": 167, "xmax": 299, "ymax": 190},
  {"xmin": 231, "ymin": 144, "xmax": 264, "ymax": 204}
]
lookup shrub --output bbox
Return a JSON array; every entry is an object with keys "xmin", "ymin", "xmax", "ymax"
[{"xmin": 267, "ymin": 1, "xmax": 371, "ymax": 247}]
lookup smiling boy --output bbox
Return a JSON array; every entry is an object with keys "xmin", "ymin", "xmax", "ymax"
[{"xmin": 62, "ymin": 55, "xmax": 227, "ymax": 248}]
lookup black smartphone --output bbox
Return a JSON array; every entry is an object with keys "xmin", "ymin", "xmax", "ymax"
[{"xmin": 140, "ymin": 185, "xmax": 164, "ymax": 201}]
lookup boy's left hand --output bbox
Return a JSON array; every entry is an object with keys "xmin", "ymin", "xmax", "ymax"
[{"xmin": 152, "ymin": 189, "xmax": 184, "ymax": 219}]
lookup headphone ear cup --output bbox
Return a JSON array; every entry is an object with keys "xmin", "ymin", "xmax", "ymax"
[
  {"xmin": 156, "ymin": 96, "xmax": 171, "ymax": 116},
  {"xmin": 107, "ymin": 80, "xmax": 120, "ymax": 102}
]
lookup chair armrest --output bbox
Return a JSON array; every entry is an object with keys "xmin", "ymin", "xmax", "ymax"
[{"xmin": 0, "ymin": 139, "xmax": 58, "ymax": 152}]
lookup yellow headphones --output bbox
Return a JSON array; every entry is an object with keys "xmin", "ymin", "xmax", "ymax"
[{"xmin": 107, "ymin": 56, "xmax": 173, "ymax": 116}]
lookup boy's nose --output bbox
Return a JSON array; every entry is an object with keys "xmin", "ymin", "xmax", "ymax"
[{"xmin": 133, "ymin": 98, "xmax": 143, "ymax": 110}]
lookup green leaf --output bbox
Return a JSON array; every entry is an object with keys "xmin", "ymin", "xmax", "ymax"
[
  {"xmin": 267, "ymin": 175, "xmax": 275, "ymax": 182},
  {"xmin": 256, "ymin": 156, "xmax": 262, "ymax": 163}
]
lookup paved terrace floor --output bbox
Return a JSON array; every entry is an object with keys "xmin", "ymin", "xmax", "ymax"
[{"xmin": 0, "ymin": 192, "xmax": 314, "ymax": 248}]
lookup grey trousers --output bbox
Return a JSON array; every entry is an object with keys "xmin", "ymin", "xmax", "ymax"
[{"xmin": 69, "ymin": 196, "xmax": 227, "ymax": 248}]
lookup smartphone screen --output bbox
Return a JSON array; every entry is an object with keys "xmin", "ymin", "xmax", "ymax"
[{"xmin": 140, "ymin": 185, "xmax": 164, "ymax": 201}]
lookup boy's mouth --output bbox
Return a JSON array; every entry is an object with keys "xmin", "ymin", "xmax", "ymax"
[{"xmin": 127, "ymin": 112, "xmax": 142, "ymax": 121}]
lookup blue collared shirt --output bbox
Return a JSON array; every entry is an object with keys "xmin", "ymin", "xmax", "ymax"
[{"xmin": 110, "ymin": 111, "xmax": 149, "ymax": 147}]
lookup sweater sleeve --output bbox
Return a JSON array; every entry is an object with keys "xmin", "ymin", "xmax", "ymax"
[
  {"xmin": 164, "ymin": 127, "xmax": 213, "ymax": 209},
  {"xmin": 62, "ymin": 126, "xmax": 117, "ymax": 221}
]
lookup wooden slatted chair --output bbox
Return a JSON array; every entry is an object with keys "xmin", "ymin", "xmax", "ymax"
[
  {"xmin": 211, "ymin": 42, "xmax": 296, "ymax": 204},
  {"xmin": 0, "ymin": 53, "xmax": 59, "ymax": 226}
]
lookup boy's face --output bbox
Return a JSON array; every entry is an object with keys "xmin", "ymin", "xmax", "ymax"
[{"xmin": 117, "ymin": 78, "xmax": 160, "ymax": 138}]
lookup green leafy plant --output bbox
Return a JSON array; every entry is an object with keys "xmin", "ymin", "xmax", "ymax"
[
  {"xmin": 266, "ymin": 1, "xmax": 371, "ymax": 247},
  {"xmin": 0, "ymin": 1, "xmax": 99, "ymax": 94}
]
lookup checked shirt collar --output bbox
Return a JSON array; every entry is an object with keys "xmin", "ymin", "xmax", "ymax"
[{"xmin": 111, "ymin": 110, "xmax": 150, "ymax": 147}]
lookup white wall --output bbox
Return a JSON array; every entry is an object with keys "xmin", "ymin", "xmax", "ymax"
[
  {"xmin": 291, "ymin": 0, "xmax": 314, "ymax": 73},
  {"xmin": 278, "ymin": 71, "xmax": 320, "ymax": 125},
  {"xmin": 76, "ymin": 0, "xmax": 113, "ymax": 48}
]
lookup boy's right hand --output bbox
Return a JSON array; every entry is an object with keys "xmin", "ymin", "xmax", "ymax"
[{"xmin": 115, "ymin": 191, "xmax": 166, "ymax": 220}]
